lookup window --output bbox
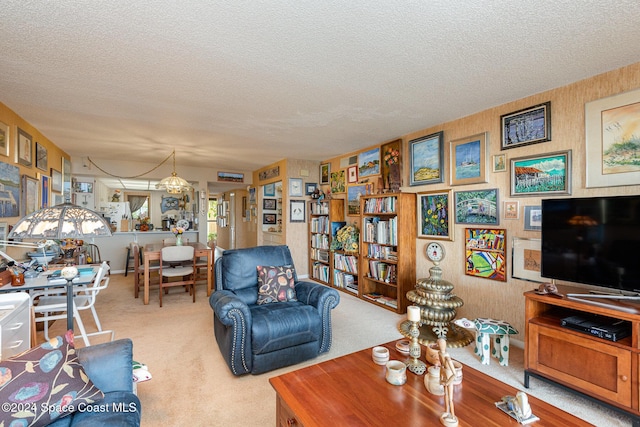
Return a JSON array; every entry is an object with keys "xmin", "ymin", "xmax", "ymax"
[{"xmin": 125, "ymin": 192, "xmax": 150, "ymax": 220}]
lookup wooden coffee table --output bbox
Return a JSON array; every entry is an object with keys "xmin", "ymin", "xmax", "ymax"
[{"xmin": 269, "ymin": 341, "xmax": 592, "ymax": 426}]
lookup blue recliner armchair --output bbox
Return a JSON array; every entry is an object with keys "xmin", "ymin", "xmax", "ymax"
[{"xmin": 209, "ymin": 245, "xmax": 340, "ymax": 375}]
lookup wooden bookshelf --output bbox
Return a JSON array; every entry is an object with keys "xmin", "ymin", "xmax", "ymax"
[
  {"xmin": 308, "ymin": 199, "xmax": 344, "ymax": 286},
  {"xmin": 359, "ymin": 193, "xmax": 416, "ymax": 313}
]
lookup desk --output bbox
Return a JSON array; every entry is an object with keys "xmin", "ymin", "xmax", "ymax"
[
  {"xmin": 142, "ymin": 242, "xmax": 212, "ymax": 305},
  {"xmin": 0, "ymin": 266, "xmax": 97, "ymax": 331},
  {"xmin": 269, "ymin": 341, "xmax": 591, "ymax": 426}
]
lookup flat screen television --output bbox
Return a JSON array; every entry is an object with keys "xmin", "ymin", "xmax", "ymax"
[{"xmin": 541, "ymin": 195, "xmax": 640, "ymax": 295}]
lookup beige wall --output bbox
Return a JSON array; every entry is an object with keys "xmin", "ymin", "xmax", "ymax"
[{"xmin": 321, "ymin": 63, "xmax": 640, "ymax": 337}]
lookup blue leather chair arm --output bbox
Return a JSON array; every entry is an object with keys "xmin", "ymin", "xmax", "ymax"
[
  {"xmin": 294, "ymin": 281, "xmax": 340, "ymax": 353},
  {"xmin": 77, "ymin": 339, "xmax": 134, "ymax": 394},
  {"xmin": 209, "ymin": 290, "xmax": 253, "ymax": 375}
]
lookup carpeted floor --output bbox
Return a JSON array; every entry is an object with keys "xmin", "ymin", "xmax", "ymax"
[{"xmin": 39, "ymin": 273, "xmax": 632, "ymax": 426}]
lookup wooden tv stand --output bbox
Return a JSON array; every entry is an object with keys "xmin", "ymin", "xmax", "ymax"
[{"xmin": 525, "ymin": 285, "xmax": 640, "ymax": 425}]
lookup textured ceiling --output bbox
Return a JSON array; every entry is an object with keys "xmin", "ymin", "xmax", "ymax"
[{"xmin": 1, "ymin": 1, "xmax": 640, "ymax": 191}]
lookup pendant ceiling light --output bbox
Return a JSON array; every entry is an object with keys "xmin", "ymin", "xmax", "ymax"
[{"xmin": 155, "ymin": 150, "xmax": 192, "ymax": 194}]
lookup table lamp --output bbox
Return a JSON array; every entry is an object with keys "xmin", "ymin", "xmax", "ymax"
[{"xmin": 6, "ymin": 202, "xmax": 112, "ymax": 330}]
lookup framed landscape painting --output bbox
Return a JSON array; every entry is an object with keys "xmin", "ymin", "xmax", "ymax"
[
  {"xmin": 585, "ymin": 88, "xmax": 640, "ymax": 188},
  {"xmin": 358, "ymin": 147, "xmax": 380, "ymax": 178},
  {"xmin": 450, "ymin": 132, "xmax": 488, "ymax": 186},
  {"xmin": 347, "ymin": 184, "xmax": 367, "ymax": 216},
  {"xmin": 454, "ymin": 188, "xmax": 499, "ymax": 225},
  {"xmin": 417, "ymin": 190, "xmax": 453, "ymax": 240},
  {"xmin": 409, "ymin": 131, "xmax": 444, "ymax": 186},
  {"xmin": 510, "ymin": 150, "xmax": 571, "ymax": 196}
]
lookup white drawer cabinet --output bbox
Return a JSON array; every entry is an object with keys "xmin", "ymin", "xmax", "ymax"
[{"xmin": 0, "ymin": 293, "xmax": 31, "ymax": 360}]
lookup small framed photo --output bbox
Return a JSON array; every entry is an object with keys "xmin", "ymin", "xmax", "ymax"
[
  {"xmin": 249, "ymin": 187, "xmax": 256, "ymax": 204},
  {"xmin": 263, "ymin": 213, "xmax": 277, "ymax": 225},
  {"xmin": 510, "ymin": 150, "xmax": 571, "ymax": 196},
  {"xmin": 409, "ymin": 131, "xmax": 444, "ymax": 186},
  {"xmin": 492, "ymin": 154, "xmax": 506, "ymax": 172},
  {"xmin": 501, "ymin": 101, "xmax": 551, "ymax": 150},
  {"xmin": 264, "ymin": 183, "xmax": 275, "ymax": 197},
  {"xmin": 16, "ymin": 127, "xmax": 32, "ymax": 167},
  {"xmin": 289, "ymin": 178, "xmax": 303, "ymax": 197},
  {"xmin": 320, "ymin": 163, "xmax": 331, "ymax": 185},
  {"xmin": 503, "ymin": 201, "xmax": 519, "ymax": 220},
  {"xmin": 512, "ymin": 237, "xmax": 544, "ymax": 283},
  {"xmin": 263, "ymin": 198, "xmax": 277, "ymax": 210},
  {"xmin": 35, "ymin": 142, "xmax": 48, "ymax": 171},
  {"xmin": 524, "ymin": 205, "xmax": 542, "ymax": 231},
  {"xmin": 454, "ymin": 188, "xmax": 499, "ymax": 225},
  {"xmin": 51, "ymin": 168, "xmax": 62, "ymax": 193},
  {"xmin": 417, "ymin": 189, "xmax": 453, "ymax": 240},
  {"xmin": 305, "ymin": 182, "xmax": 317, "ymax": 195},
  {"xmin": 290, "ymin": 200, "xmax": 306, "ymax": 223},
  {"xmin": 0, "ymin": 121, "xmax": 9, "ymax": 157},
  {"xmin": 347, "ymin": 165, "xmax": 358, "ymax": 183},
  {"xmin": 450, "ymin": 132, "xmax": 488, "ymax": 186}
]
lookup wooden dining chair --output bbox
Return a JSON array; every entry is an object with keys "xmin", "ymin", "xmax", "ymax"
[
  {"xmin": 132, "ymin": 242, "xmax": 162, "ymax": 298},
  {"xmin": 158, "ymin": 245, "xmax": 196, "ymax": 307}
]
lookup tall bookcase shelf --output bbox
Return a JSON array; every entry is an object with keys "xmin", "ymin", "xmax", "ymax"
[
  {"xmin": 308, "ymin": 199, "xmax": 344, "ymax": 286},
  {"xmin": 359, "ymin": 193, "xmax": 416, "ymax": 313},
  {"xmin": 332, "ymin": 251, "xmax": 359, "ymax": 295}
]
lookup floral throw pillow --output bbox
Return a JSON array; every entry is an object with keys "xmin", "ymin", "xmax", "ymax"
[
  {"xmin": 0, "ymin": 331, "xmax": 104, "ymax": 427},
  {"xmin": 256, "ymin": 265, "xmax": 298, "ymax": 305}
]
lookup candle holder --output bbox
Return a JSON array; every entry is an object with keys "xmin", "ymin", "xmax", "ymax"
[{"xmin": 405, "ymin": 319, "xmax": 427, "ymax": 375}]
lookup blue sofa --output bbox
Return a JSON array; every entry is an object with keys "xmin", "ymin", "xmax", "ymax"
[
  {"xmin": 209, "ymin": 245, "xmax": 340, "ymax": 375},
  {"xmin": 48, "ymin": 339, "xmax": 141, "ymax": 427}
]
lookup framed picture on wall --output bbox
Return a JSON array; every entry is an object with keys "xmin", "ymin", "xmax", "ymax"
[
  {"xmin": 585, "ymin": 87, "xmax": 640, "ymax": 188},
  {"xmin": 501, "ymin": 102, "xmax": 551, "ymax": 150},
  {"xmin": 35, "ymin": 142, "xmax": 48, "ymax": 171},
  {"xmin": 40, "ymin": 175, "xmax": 49, "ymax": 208},
  {"xmin": 409, "ymin": 131, "xmax": 444, "ymax": 186},
  {"xmin": 289, "ymin": 178, "xmax": 303, "ymax": 197},
  {"xmin": 358, "ymin": 147, "xmax": 380, "ymax": 178},
  {"xmin": 347, "ymin": 184, "xmax": 367, "ymax": 216},
  {"xmin": 21, "ymin": 175, "xmax": 39, "ymax": 216},
  {"xmin": 290, "ymin": 200, "xmax": 305, "ymax": 223},
  {"xmin": 450, "ymin": 132, "xmax": 488, "ymax": 186},
  {"xmin": 16, "ymin": 127, "xmax": 32, "ymax": 167},
  {"xmin": 0, "ymin": 121, "xmax": 9, "ymax": 157},
  {"xmin": 0, "ymin": 222, "xmax": 6, "ymax": 251},
  {"xmin": 51, "ymin": 168, "xmax": 62, "ymax": 193},
  {"xmin": 523, "ymin": 205, "xmax": 542, "ymax": 231},
  {"xmin": 510, "ymin": 150, "xmax": 571, "ymax": 196},
  {"xmin": 512, "ymin": 237, "xmax": 543, "ymax": 283},
  {"xmin": 264, "ymin": 183, "xmax": 275, "ymax": 197},
  {"xmin": 454, "ymin": 188, "xmax": 499, "ymax": 225},
  {"xmin": 465, "ymin": 228, "xmax": 507, "ymax": 282},
  {"xmin": 417, "ymin": 189, "xmax": 453, "ymax": 240},
  {"xmin": 263, "ymin": 213, "xmax": 276, "ymax": 225},
  {"xmin": 330, "ymin": 170, "xmax": 345, "ymax": 193},
  {"xmin": 305, "ymin": 182, "xmax": 317, "ymax": 195},
  {"xmin": 347, "ymin": 165, "xmax": 358, "ymax": 183},
  {"xmin": 320, "ymin": 163, "xmax": 330, "ymax": 185},
  {"xmin": 263, "ymin": 198, "xmax": 276, "ymax": 210}
]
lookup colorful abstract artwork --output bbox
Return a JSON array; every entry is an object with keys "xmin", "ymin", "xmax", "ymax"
[{"xmin": 465, "ymin": 228, "xmax": 506, "ymax": 282}]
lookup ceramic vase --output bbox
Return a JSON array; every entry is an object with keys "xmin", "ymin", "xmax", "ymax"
[{"xmin": 176, "ymin": 235, "xmax": 183, "ymax": 246}]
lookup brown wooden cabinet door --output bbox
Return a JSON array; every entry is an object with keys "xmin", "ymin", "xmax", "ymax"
[{"xmin": 528, "ymin": 323, "xmax": 632, "ymax": 406}]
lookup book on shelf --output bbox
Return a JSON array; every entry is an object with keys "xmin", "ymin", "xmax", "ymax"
[{"xmin": 362, "ymin": 292, "xmax": 383, "ymax": 302}]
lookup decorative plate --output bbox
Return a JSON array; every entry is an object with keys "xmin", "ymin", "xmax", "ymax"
[{"xmin": 176, "ymin": 219, "xmax": 189, "ymax": 230}]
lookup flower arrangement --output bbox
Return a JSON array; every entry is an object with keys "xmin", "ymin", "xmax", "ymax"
[
  {"xmin": 330, "ymin": 223, "xmax": 359, "ymax": 252},
  {"xmin": 384, "ymin": 147, "xmax": 400, "ymax": 166},
  {"xmin": 171, "ymin": 226, "xmax": 185, "ymax": 236},
  {"xmin": 140, "ymin": 216, "xmax": 150, "ymax": 224}
]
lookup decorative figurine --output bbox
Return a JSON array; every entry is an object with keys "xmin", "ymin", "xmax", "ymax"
[{"xmin": 437, "ymin": 338, "xmax": 459, "ymax": 427}]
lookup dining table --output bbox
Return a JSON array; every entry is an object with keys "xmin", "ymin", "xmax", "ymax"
[
  {"xmin": 142, "ymin": 242, "xmax": 212, "ymax": 305},
  {"xmin": 0, "ymin": 265, "xmax": 98, "ymax": 332}
]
